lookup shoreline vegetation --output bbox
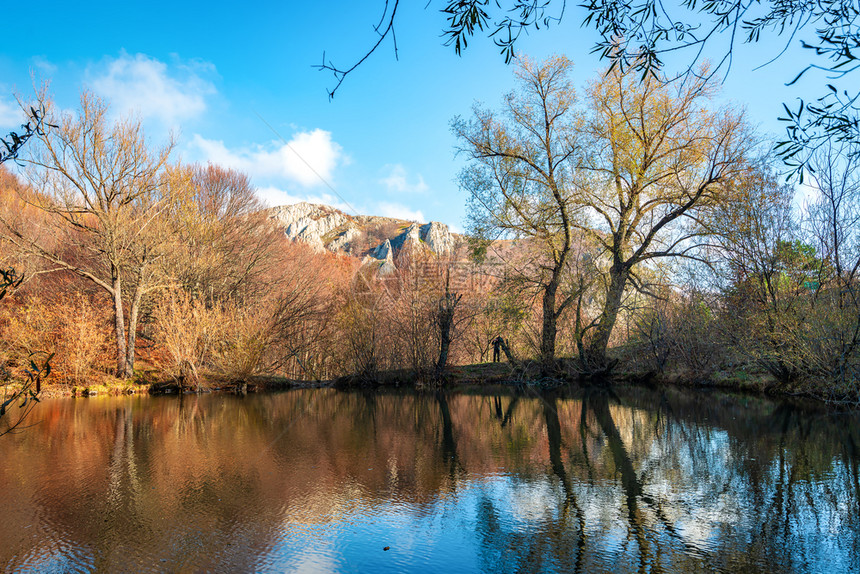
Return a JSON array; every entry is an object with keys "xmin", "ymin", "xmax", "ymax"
[
  {"xmin": 3, "ymin": 58, "xmax": 860, "ymax": 426},
  {"xmin": 2, "ymin": 358, "xmax": 810, "ymax": 405}
]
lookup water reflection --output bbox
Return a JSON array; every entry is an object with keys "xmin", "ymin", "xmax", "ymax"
[{"xmin": 0, "ymin": 386, "xmax": 857, "ymax": 573}]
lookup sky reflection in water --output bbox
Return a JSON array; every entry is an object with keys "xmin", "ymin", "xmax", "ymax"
[{"xmin": 0, "ymin": 386, "xmax": 858, "ymax": 573}]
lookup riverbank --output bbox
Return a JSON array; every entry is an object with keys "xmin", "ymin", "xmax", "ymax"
[
  {"xmin": 1, "ymin": 372, "xmax": 333, "ymax": 400},
  {"xmin": 2, "ymin": 360, "xmax": 851, "ymax": 405},
  {"xmin": 329, "ymin": 361, "xmax": 855, "ymax": 404}
]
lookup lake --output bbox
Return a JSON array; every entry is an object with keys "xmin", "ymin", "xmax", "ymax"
[{"xmin": 1, "ymin": 386, "xmax": 858, "ymax": 573}]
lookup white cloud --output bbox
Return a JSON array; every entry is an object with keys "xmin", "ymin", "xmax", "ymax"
[
  {"xmin": 378, "ymin": 201, "xmax": 425, "ymax": 222},
  {"xmin": 31, "ymin": 56, "xmax": 58, "ymax": 75},
  {"xmin": 380, "ymin": 163, "xmax": 428, "ymax": 194},
  {"xmin": 255, "ymin": 186, "xmax": 352, "ymax": 211},
  {"xmin": 448, "ymin": 222, "xmax": 464, "ymax": 234},
  {"xmin": 191, "ymin": 130, "xmax": 344, "ymax": 188},
  {"xmin": 88, "ymin": 52, "xmax": 215, "ymax": 126},
  {"xmin": 795, "ymin": 181, "xmax": 820, "ymax": 212},
  {"xmin": 0, "ymin": 96, "xmax": 22, "ymax": 129}
]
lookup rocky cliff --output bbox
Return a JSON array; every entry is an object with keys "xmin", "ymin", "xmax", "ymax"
[{"xmin": 267, "ymin": 202, "xmax": 460, "ymax": 272}]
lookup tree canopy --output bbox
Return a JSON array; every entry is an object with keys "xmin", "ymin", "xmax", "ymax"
[
  {"xmin": 454, "ymin": 55, "xmax": 585, "ymax": 367},
  {"xmin": 456, "ymin": 57, "xmax": 754, "ymax": 373}
]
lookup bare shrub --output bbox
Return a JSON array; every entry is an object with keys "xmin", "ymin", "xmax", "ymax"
[
  {"xmin": 0, "ymin": 293, "xmax": 111, "ymax": 385},
  {"xmin": 0, "ymin": 297, "xmax": 52, "ymax": 361},
  {"xmin": 669, "ymin": 292, "xmax": 723, "ymax": 376},
  {"xmin": 632, "ymin": 302, "xmax": 672, "ymax": 373},
  {"xmin": 152, "ymin": 289, "xmax": 221, "ymax": 389},
  {"xmin": 55, "ymin": 294, "xmax": 112, "ymax": 384},
  {"xmin": 210, "ymin": 302, "xmax": 274, "ymax": 383},
  {"xmin": 339, "ymin": 298, "xmax": 384, "ymax": 377}
]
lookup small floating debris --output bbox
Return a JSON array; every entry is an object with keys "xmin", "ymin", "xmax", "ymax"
[{"xmin": 383, "ymin": 546, "xmax": 390, "ymax": 551}]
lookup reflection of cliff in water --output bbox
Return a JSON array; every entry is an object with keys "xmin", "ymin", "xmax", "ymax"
[{"xmin": 0, "ymin": 386, "xmax": 857, "ymax": 572}]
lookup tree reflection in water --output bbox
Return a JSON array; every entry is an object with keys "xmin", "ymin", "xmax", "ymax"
[{"xmin": 0, "ymin": 386, "xmax": 857, "ymax": 573}]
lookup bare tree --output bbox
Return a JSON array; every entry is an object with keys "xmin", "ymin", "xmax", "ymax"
[
  {"xmin": 805, "ymin": 141, "xmax": 860, "ymax": 392},
  {"xmin": 161, "ymin": 163, "xmax": 278, "ymax": 301},
  {"xmin": 709, "ymin": 162, "xmax": 805, "ymax": 378},
  {"xmin": 0, "ymin": 91, "xmax": 174, "ymax": 378},
  {"xmin": 454, "ymin": 55, "xmax": 585, "ymax": 368}
]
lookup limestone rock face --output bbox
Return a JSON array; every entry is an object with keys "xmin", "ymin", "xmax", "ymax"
[
  {"xmin": 269, "ymin": 202, "xmax": 348, "ymax": 249},
  {"xmin": 404, "ymin": 223, "xmax": 422, "ymax": 243},
  {"xmin": 387, "ymin": 221, "xmax": 454, "ymax": 256},
  {"xmin": 326, "ymin": 225, "xmax": 360, "ymax": 252},
  {"xmin": 367, "ymin": 239, "xmax": 397, "ymax": 275},
  {"xmin": 268, "ymin": 201, "xmax": 459, "ymax": 263},
  {"xmin": 378, "ymin": 246, "xmax": 397, "ymax": 275},
  {"xmin": 421, "ymin": 221, "xmax": 454, "ymax": 255},
  {"xmin": 371, "ymin": 238, "xmax": 393, "ymax": 260},
  {"xmin": 390, "ymin": 223, "xmax": 421, "ymax": 253}
]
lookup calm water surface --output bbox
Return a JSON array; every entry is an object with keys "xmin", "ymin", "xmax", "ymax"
[{"xmin": 1, "ymin": 386, "xmax": 858, "ymax": 573}]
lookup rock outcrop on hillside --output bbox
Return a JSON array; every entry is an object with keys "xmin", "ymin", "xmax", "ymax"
[
  {"xmin": 422, "ymin": 221, "xmax": 455, "ymax": 254},
  {"xmin": 269, "ymin": 203, "xmax": 348, "ymax": 252},
  {"xmin": 270, "ymin": 203, "xmax": 346, "ymax": 239},
  {"xmin": 369, "ymin": 238, "xmax": 391, "ymax": 259},
  {"xmin": 326, "ymin": 225, "xmax": 361, "ymax": 252},
  {"xmin": 377, "ymin": 240, "xmax": 397, "ymax": 275},
  {"xmin": 268, "ymin": 202, "xmax": 459, "ymax": 273}
]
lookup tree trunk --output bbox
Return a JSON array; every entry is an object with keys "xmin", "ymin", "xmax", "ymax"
[
  {"xmin": 436, "ymin": 314, "xmax": 453, "ymax": 379},
  {"xmin": 499, "ymin": 339, "xmax": 517, "ymax": 364},
  {"xmin": 112, "ymin": 273, "xmax": 129, "ymax": 378},
  {"xmin": 435, "ymin": 291, "xmax": 461, "ymax": 380},
  {"xmin": 125, "ymin": 282, "xmax": 144, "ymax": 376},
  {"xmin": 584, "ymin": 264, "xmax": 628, "ymax": 372},
  {"xmin": 541, "ymin": 280, "xmax": 559, "ymax": 367}
]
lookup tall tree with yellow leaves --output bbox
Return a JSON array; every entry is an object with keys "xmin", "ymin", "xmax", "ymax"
[{"xmin": 577, "ymin": 66, "xmax": 753, "ymax": 372}]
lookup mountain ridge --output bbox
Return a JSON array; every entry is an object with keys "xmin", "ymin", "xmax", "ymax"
[{"xmin": 267, "ymin": 202, "xmax": 462, "ymax": 273}]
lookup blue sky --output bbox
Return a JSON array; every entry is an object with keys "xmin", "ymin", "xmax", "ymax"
[{"xmin": 0, "ymin": 1, "xmax": 826, "ymax": 230}]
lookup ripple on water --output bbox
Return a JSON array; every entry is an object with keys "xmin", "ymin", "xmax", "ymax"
[
  {"xmin": 1, "ymin": 390, "xmax": 859, "ymax": 573},
  {"xmin": 10, "ymin": 532, "xmax": 94, "ymax": 574}
]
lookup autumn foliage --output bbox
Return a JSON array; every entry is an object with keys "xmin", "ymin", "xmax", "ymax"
[{"xmin": 0, "ymin": 62, "xmax": 859, "ymax": 403}]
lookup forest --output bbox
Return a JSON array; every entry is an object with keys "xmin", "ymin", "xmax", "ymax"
[{"xmin": 1, "ymin": 56, "xmax": 859, "ymax": 419}]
